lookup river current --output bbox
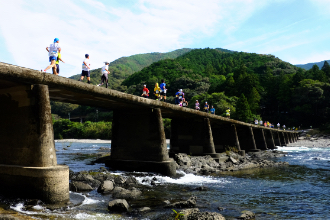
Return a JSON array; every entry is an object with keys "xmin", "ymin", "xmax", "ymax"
[{"xmin": 4, "ymin": 142, "xmax": 330, "ymax": 219}]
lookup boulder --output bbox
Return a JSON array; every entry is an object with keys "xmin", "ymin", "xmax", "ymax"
[
  {"xmin": 112, "ymin": 187, "xmax": 142, "ymax": 199},
  {"xmin": 97, "ymin": 180, "xmax": 114, "ymax": 194},
  {"xmin": 238, "ymin": 210, "xmax": 255, "ymax": 219},
  {"xmin": 125, "ymin": 176, "xmax": 138, "ymax": 186},
  {"xmin": 165, "ymin": 196, "xmax": 197, "ymax": 208},
  {"xmin": 138, "ymin": 207, "xmax": 151, "ymax": 212},
  {"xmin": 229, "ymin": 156, "xmax": 238, "ymax": 164},
  {"xmin": 108, "ymin": 199, "xmax": 129, "ymax": 212},
  {"xmin": 175, "ymin": 153, "xmax": 192, "ymax": 167},
  {"xmin": 114, "ymin": 176, "xmax": 126, "ymax": 185},
  {"xmin": 187, "ymin": 211, "xmax": 225, "ymax": 220},
  {"xmin": 69, "ymin": 181, "xmax": 93, "ymax": 192}
]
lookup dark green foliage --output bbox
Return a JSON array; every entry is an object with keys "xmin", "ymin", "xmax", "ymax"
[
  {"xmin": 53, "ymin": 119, "xmax": 112, "ymax": 139},
  {"xmin": 236, "ymin": 94, "xmax": 253, "ymax": 122}
]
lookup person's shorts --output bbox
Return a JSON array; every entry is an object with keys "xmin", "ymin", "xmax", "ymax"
[
  {"xmin": 160, "ymin": 91, "xmax": 166, "ymax": 96},
  {"xmin": 101, "ymin": 74, "xmax": 108, "ymax": 83},
  {"xmin": 56, "ymin": 64, "xmax": 59, "ymax": 74},
  {"xmin": 49, "ymin": 56, "xmax": 57, "ymax": 62},
  {"xmin": 81, "ymin": 70, "xmax": 90, "ymax": 77}
]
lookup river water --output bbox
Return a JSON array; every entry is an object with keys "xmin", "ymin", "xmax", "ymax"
[{"xmin": 3, "ymin": 142, "xmax": 330, "ymax": 219}]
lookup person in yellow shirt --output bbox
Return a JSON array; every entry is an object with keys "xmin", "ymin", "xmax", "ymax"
[
  {"xmin": 154, "ymin": 83, "xmax": 161, "ymax": 100},
  {"xmin": 54, "ymin": 52, "xmax": 65, "ymax": 75}
]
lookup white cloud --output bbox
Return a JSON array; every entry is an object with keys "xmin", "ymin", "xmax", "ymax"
[{"xmin": 0, "ymin": 0, "xmax": 271, "ymax": 77}]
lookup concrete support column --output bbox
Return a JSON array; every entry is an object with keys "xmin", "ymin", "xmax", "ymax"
[
  {"xmin": 252, "ymin": 128, "xmax": 268, "ymax": 150},
  {"xmin": 237, "ymin": 126, "xmax": 260, "ymax": 152},
  {"xmin": 280, "ymin": 132, "xmax": 287, "ymax": 146},
  {"xmin": 170, "ymin": 117, "xmax": 220, "ymax": 160},
  {"xmin": 273, "ymin": 132, "xmax": 282, "ymax": 146},
  {"xmin": 264, "ymin": 130, "xmax": 276, "ymax": 149},
  {"xmin": 0, "ymin": 85, "xmax": 69, "ymax": 204},
  {"xmin": 109, "ymin": 108, "xmax": 176, "ymax": 176},
  {"xmin": 285, "ymin": 132, "xmax": 291, "ymax": 144},
  {"xmin": 203, "ymin": 118, "xmax": 216, "ymax": 154},
  {"xmin": 212, "ymin": 124, "xmax": 245, "ymax": 156}
]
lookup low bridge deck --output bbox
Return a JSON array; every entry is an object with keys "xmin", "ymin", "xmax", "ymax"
[{"xmin": 0, "ymin": 62, "xmax": 296, "ymax": 131}]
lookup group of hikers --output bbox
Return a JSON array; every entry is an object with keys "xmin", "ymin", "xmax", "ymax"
[
  {"xmin": 141, "ymin": 82, "xmax": 233, "ymax": 117},
  {"xmin": 254, "ymin": 120, "xmax": 298, "ymax": 130}
]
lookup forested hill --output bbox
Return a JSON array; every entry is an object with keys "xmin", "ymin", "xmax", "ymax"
[
  {"xmin": 122, "ymin": 48, "xmax": 330, "ymax": 129},
  {"xmin": 295, "ymin": 60, "xmax": 330, "ymax": 70},
  {"xmin": 69, "ymin": 48, "xmax": 192, "ymax": 91}
]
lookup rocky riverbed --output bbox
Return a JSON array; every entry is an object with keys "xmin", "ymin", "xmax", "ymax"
[{"xmin": 7, "ymin": 137, "xmax": 330, "ymax": 220}]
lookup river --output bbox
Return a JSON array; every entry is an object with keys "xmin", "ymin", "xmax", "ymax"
[{"xmin": 2, "ymin": 142, "xmax": 330, "ymax": 219}]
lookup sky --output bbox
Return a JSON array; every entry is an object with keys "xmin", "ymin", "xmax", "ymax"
[{"xmin": 1, "ymin": 0, "xmax": 330, "ymax": 77}]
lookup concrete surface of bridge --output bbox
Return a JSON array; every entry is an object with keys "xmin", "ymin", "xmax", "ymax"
[{"xmin": 0, "ymin": 62, "xmax": 299, "ymax": 203}]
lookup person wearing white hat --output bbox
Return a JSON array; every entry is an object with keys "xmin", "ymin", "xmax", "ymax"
[
  {"xmin": 204, "ymin": 101, "xmax": 209, "ymax": 113},
  {"xmin": 141, "ymin": 84, "xmax": 149, "ymax": 98},
  {"xmin": 195, "ymin": 100, "xmax": 200, "ymax": 110}
]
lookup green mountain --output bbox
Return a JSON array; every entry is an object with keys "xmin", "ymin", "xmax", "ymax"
[
  {"xmin": 295, "ymin": 60, "xmax": 330, "ymax": 70},
  {"xmin": 69, "ymin": 48, "xmax": 192, "ymax": 91},
  {"xmin": 122, "ymin": 48, "xmax": 330, "ymax": 127}
]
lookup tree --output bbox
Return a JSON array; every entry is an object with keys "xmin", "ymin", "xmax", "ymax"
[
  {"xmin": 248, "ymin": 87, "xmax": 261, "ymax": 113},
  {"xmin": 321, "ymin": 61, "xmax": 330, "ymax": 78},
  {"xmin": 236, "ymin": 94, "xmax": 252, "ymax": 122}
]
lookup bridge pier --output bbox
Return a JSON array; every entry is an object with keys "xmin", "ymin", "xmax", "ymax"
[
  {"xmin": 0, "ymin": 84, "xmax": 69, "ymax": 204},
  {"xmin": 237, "ymin": 127, "xmax": 260, "ymax": 152},
  {"xmin": 212, "ymin": 124, "xmax": 245, "ymax": 156},
  {"xmin": 264, "ymin": 130, "xmax": 276, "ymax": 149},
  {"xmin": 280, "ymin": 132, "xmax": 287, "ymax": 146},
  {"xmin": 108, "ymin": 108, "xmax": 176, "ymax": 176},
  {"xmin": 169, "ymin": 118, "xmax": 220, "ymax": 160},
  {"xmin": 273, "ymin": 132, "xmax": 282, "ymax": 146},
  {"xmin": 285, "ymin": 132, "xmax": 291, "ymax": 144},
  {"xmin": 252, "ymin": 128, "xmax": 268, "ymax": 150}
]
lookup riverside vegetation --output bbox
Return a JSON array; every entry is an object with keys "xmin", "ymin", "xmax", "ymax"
[{"xmin": 52, "ymin": 47, "xmax": 330, "ymax": 138}]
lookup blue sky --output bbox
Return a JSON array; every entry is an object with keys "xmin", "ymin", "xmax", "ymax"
[{"xmin": 0, "ymin": 0, "xmax": 330, "ymax": 77}]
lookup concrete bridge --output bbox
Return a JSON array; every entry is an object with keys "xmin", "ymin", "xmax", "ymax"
[{"xmin": 0, "ymin": 62, "xmax": 298, "ymax": 204}]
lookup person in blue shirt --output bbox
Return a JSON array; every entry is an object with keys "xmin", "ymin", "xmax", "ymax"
[
  {"xmin": 175, "ymin": 89, "xmax": 180, "ymax": 104},
  {"xmin": 210, "ymin": 106, "xmax": 215, "ymax": 114},
  {"xmin": 159, "ymin": 79, "xmax": 167, "ymax": 102}
]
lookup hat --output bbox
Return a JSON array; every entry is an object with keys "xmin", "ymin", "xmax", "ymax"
[
  {"xmin": 104, "ymin": 61, "xmax": 109, "ymax": 64},
  {"xmin": 196, "ymin": 100, "xmax": 198, "ymax": 101},
  {"xmin": 85, "ymin": 54, "xmax": 89, "ymax": 58},
  {"xmin": 54, "ymin": 38, "xmax": 59, "ymax": 42},
  {"xmin": 143, "ymin": 84, "xmax": 146, "ymax": 87},
  {"xmin": 205, "ymin": 102, "xmax": 207, "ymax": 103},
  {"xmin": 179, "ymin": 89, "xmax": 182, "ymax": 92}
]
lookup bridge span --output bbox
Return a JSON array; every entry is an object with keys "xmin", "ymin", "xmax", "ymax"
[{"xmin": 0, "ymin": 62, "xmax": 298, "ymax": 203}]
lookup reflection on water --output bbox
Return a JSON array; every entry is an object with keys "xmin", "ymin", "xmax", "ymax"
[{"xmin": 1, "ymin": 143, "xmax": 330, "ymax": 219}]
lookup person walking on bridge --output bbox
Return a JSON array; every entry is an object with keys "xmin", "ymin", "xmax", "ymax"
[
  {"xmin": 43, "ymin": 38, "xmax": 61, "ymax": 74},
  {"xmin": 204, "ymin": 102, "xmax": 209, "ymax": 113},
  {"xmin": 277, "ymin": 123, "xmax": 280, "ymax": 129},
  {"xmin": 154, "ymin": 83, "xmax": 161, "ymax": 100},
  {"xmin": 159, "ymin": 79, "xmax": 167, "ymax": 102},
  {"xmin": 195, "ymin": 100, "xmax": 200, "ymax": 110},
  {"xmin": 182, "ymin": 98, "xmax": 188, "ymax": 107},
  {"xmin": 226, "ymin": 107, "xmax": 230, "ymax": 118},
  {"xmin": 79, "ymin": 54, "xmax": 91, "ymax": 84},
  {"xmin": 54, "ymin": 52, "xmax": 65, "ymax": 75},
  {"xmin": 210, "ymin": 106, "xmax": 215, "ymax": 114},
  {"xmin": 97, "ymin": 62, "xmax": 110, "ymax": 88},
  {"xmin": 141, "ymin": 85, "xmax": 149, "ymax": 98}
]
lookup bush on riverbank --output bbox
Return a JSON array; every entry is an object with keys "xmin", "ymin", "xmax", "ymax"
[{"xmin": 53, "ymin": 119, "xmax": 112, "ymax": 140}]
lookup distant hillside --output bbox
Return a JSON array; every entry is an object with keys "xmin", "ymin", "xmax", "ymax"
[
  {"xmin": 295, "ymin": 60, "xmax": 330, "ymax": 70},
  {"xmin": 69, "ymin": 48, "xmax": 192, "ymax": 91}
]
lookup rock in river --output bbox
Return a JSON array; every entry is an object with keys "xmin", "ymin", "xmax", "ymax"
[
  {"xmin": 69, "ymin": 181, "xmax": 93, "ymax": 192},
  {"xmin": 108, "ymin": 199, "xmax": 129, "ymax": 212},
  {"xmin": 97, "ymin": 180, "xmax": 114, "ymax": 194}
]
